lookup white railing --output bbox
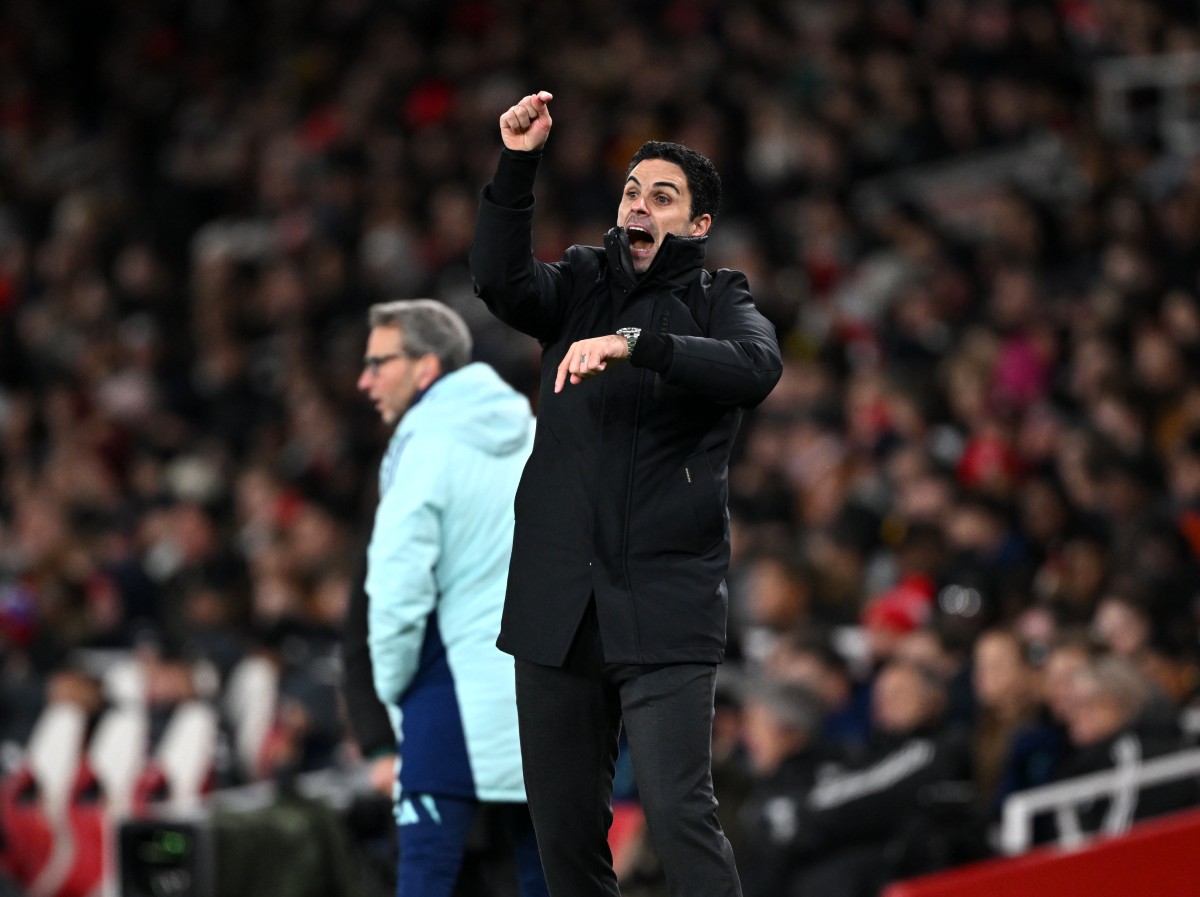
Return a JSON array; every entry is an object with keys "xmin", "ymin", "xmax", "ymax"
[{"xmin": 999, "ymin": 746, "xmax": 1200, "ymax": 856}]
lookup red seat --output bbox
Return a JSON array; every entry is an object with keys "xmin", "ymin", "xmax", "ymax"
[
  {"xmin": 0, "ymin": 768, "xmax": 56, "ymax": 887},
  {"xmin": 1, "ymin": 761, "xmax": 114, "ymax": 897}
]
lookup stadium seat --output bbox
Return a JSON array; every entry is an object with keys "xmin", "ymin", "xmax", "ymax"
[{"xmin": 223, "ymin": 655, "xmax": 279, "ymax": 781}]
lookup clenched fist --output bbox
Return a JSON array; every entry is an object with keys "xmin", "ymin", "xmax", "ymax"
[{"xmin": 500, "ymin": 91, "xmax": 554, "ymax": 152}]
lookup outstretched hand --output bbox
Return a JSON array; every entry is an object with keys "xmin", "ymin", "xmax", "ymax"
[
  {"xmin": 554, "ymin": 334, "xmax": 629, "ymax": 393},
  {"xmin": 500, "ymin": 91, "xmax": 554, "ymax": 152}
]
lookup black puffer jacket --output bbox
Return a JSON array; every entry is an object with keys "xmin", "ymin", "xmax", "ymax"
[{"xmin": 470, "ymin": 149, "xmax": 783, "ymax": 666}]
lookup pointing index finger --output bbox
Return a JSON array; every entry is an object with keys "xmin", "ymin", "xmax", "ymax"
[{"xmin": 554, "ymin": 352, "xmax": 569, "ymax": 393}]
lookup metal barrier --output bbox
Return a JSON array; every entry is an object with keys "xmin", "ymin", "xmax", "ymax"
[{"xmin": 999, "ymin": 745, "xmax": 1200, "ymax": 855}]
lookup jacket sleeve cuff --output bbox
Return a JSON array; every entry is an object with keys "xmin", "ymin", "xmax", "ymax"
[
  {"xmin": 486, "ymin": 148, "xmax": 542, "ymax": 208},
  {"xmin": 629, "ymin": 330, "xmax": 673, "ymax": 373}
]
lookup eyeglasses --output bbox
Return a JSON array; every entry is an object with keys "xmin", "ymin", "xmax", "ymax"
[{"xmin": 362, "ymin": 353, "xmax": 405, "ymax": 376}]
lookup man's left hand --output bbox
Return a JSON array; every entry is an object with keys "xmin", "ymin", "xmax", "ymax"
[
  {"xmin": 554, "ymin": 334, "xmax": 629, "ymax": 393},
  {"xmin": 368, "ymin": 752, "xmax": 398, "ymax": 798}
]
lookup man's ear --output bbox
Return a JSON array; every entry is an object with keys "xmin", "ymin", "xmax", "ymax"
[
  {"xmin": 690, "ymin": 214, "xmax": 712, "ymax": 237},
  {"xmin": 417, "ymin": 355, "xmax": 442, "ymax": 390}
]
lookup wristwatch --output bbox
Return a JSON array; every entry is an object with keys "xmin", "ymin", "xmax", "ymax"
[{"xmin": 616, "ymin": 327, "xmax": 641, "ymax": 358}]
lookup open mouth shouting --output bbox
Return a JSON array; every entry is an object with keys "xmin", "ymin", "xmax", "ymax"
[{"xmin": 626, "ymin": 222, "xmax": 656, "ymax": 265}]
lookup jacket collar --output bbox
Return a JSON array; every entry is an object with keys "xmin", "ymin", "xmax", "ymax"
[{"xmin": 604, "ymin": 227, "xmax": 707, "ymax": 290}]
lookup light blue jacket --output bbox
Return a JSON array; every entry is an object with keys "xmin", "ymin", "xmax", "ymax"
[{"xmin": 367, "ymin": 362, "xmax": 533, "ymax": 803}]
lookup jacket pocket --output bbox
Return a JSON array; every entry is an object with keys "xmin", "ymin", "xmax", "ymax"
[{"xmin": 684, "ymin": 451, "xmax": 725, "ymax": 553}]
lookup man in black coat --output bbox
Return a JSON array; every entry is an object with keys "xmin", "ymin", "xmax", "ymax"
[{"xmin": 469, "ymin": 91, "xmax": 783, "ymax": 897}]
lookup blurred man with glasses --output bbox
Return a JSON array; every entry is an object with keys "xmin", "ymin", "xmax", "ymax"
[{"xmin": 357, "ymin": 299, "xmax": 547, "ymax": 897}]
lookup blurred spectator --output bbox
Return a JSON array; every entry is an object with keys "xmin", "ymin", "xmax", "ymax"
[
  {"xmin": 1051, "ymin": 656, "xmax": 1199, "ymax": 837},
  {"xmin": 993, "ymin": 632, "xmax": 1097, "ymax": 829},
  {"xmin": 769, "ymin": 629, "xmax": 873, "ymax": 751},
  {"xmin": 902, "ymin": 623, "xmax": 982, "ymax": 730},
  {"xmin": 1091, "ymin": 592, "xmax": 1153, "ymax": 660},
  {"xmin": 734, "ymin": 551, "xmax": 814, "ymax": 664},
  {"xmin": 735, "ymin": 676, "xmax": 834, "ymax": 897},
  {"xmin": 970, "ymin": 628, "xmax": 1040, "ymax": 815},
  {"xmin": 45, "ymin": 668, "xmax": 105, "ymax": 724},
  {"xmin": 750, "ymin": 661, "xmax": 978, "ymax": 897}
]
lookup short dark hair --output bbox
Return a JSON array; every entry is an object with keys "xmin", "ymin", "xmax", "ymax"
[{"xmin": 626, "ymin": 141, "xmax": 721, "ymax": 222}]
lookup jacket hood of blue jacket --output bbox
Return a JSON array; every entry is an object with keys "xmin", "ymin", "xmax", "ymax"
[{"xmin": 398, "ymin": 361, "xmax": 532, "ymax": 456}]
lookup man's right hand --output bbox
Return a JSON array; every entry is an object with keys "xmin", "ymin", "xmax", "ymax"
[{"xmin": 500, "ymin": 91, "xmax": 554, "ymax": 152}]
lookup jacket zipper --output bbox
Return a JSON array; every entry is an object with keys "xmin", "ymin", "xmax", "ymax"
[
  {"xmin": 621, "ymin": 364, "xmax": 646, "ymax": 657},
  {"xmin": 620, "ymin": 302, "xmax": 668, "ymax": 658}
]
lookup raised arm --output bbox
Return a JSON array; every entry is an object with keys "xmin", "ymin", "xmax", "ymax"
[{"xmin": 470, "ymin": 91, "xmax": 575, "ymax": 342}]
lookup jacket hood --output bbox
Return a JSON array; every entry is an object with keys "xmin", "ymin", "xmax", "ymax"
[{"xmin": 399, "ymin": 362, "xmax": 532, "ymax": 456}]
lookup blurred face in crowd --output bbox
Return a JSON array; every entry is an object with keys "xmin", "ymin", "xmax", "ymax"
[
  {"xmin": 1092, "ymin": 596, "xmax": 1150, "ymax": 658},
  {"xmin": 744, "ymin": 556, "xmax": 809, "ymax": 629},
  {"xmin": 1043, "ymin": 644, "xmax": 1091, "ymax": 722},
  {"xmin": 742, "ymin": 697, "xmax": 808, "ymax": 775},
  {"xmin": 1019, "ymin": 477, "xmax": 1068, "ymax": 545},
  {"xmin": 1064, "ymin": 670, "xmax": 1128, "ymax": 747},
  {"xmin": 895, "ymin": 630, "xmax": 958, "ymax": 683},
  {"xmin": 974, "ymin": 630, "xmax": 1036, "ymax": 716},
  {"xmin": 357, "ymin": 325, "xmax": 435, "ymax": 426},
  {"xmin": 619, "ymin": 159, "xmax": 710, "ymax": 273},
  {"xmin": 1058, "ymin": 536, "xmax": 1109, "ymax": 609},
  {"xmin": 769, "ymin": 648, "xmax": 850, "ymax": 710},
  {"xmin": 1139, "ymin": 648, "xmax": 1198, "ymax": 705},
  {"xmin": 872, "ymin": 662, "xmax": 944, "ymax": 735}
]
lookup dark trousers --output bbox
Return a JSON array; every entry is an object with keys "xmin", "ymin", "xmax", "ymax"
[{"xmin": 514, "ymin": 604, "xmax": 742, "ymax": 897}]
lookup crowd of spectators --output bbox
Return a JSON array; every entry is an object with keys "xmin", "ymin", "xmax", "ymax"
[{"xmin": 3, "ymin": 0, "xmax": 1200, "ymax": 894}]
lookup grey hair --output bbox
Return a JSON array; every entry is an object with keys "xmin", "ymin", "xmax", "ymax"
[
  {"xmin": 368, "ymin": 299, "xmax": 472, "ymax": 374},
  {"xmin": 1080, "ymin": 656, "xmax": 1152, "ymax": 719}
]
